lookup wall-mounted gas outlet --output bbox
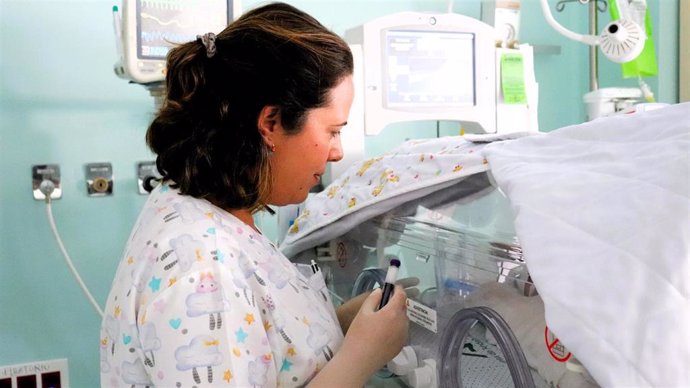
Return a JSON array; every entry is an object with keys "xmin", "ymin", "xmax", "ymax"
[
  {"xmin": 32, "ymin": 164, "xmax": 62, "ymax": 200},
  {"xmin": 85, "ymin": 162, "xmax": 113, "ymax": 197},
  {"xmin": 0, "ymin": 358, "xmax": 69, "ymax": 388},
  {"xmin": 137, "ymin": 161, "xmax": 162, "ymax": 195}
]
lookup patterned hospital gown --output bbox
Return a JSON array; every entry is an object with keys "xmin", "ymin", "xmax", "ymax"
[{"xmin": 100, "ymin": 183, "xmax": 343, "ymax": 387}]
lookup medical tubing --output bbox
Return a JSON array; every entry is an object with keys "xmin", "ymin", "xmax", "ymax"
[
  {"xmin": 438, "ymin": 306, "xmax": 536, "ymax": 388},
  {"xmin": 351, "ymin": 268, "xmax": 386, "ymax": 298},
  {"xmin": 638, "ymin": 77, "xmax": 655, "ymax": 102},
  {"xmin": 45, "ymin": 198, "xmax": 105, "ymax": 318}
]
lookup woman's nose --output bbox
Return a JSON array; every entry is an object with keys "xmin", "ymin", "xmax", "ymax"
[{"xmin": 328, "ymin": 139, "xmax": 344, "ymax": 162}]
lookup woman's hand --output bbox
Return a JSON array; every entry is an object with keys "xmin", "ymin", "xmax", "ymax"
[
  {"xmin": 342, "ymin": 285, "xmax": 409, "ymax": 368},
  {"xmin": 310, "ymin": 285, "xmax": 409, "ymax": 387},
  {"xmin": 336, "ymin": 277, "xmax": 418, "ymax": 334}
]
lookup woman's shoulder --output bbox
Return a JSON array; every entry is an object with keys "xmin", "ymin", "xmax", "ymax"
[
  {"xmin": 137, "ymin": 185, "xmax": 244, "ymax": 240},
  {"xmin": 127, "ymin": 184, "xmax": 288, "ymax": 276}
]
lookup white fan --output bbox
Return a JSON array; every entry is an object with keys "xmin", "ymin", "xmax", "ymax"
[{"xmin": 540, "ymin": 0, "xmax": 646, "ymax": 63}]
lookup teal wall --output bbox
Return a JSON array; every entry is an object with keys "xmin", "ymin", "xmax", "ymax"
[{"xmin": 0, "ymin": 0, "xmax": 678, "ymax": 386}]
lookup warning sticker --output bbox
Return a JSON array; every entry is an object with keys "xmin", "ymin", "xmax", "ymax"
[
  {"xmin": 406, "ymin": 299, "xmax": 437, "ymax": 333},
  {"xmin": 544, "ymin": 326, "xmax": 572, "ymax": 362}
]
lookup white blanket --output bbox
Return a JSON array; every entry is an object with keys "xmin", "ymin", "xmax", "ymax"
[{"xmin": 482, "ymin": 103, "xmax": 690, "ymax": 387}]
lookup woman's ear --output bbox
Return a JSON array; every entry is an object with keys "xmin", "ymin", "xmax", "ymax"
[{"xmin": 257, "ymin": 106, "xmax": 281, "ymax": 145}]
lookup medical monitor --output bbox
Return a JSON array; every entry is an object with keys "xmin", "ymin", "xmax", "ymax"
[
  {"xmin": 384, "ymin": 29, "xmax": 475, "ymax": 108},
  {"xmin": 346, "ymin": 12, "xmax": 497, "ymax": 135},
  {"xmin": 117, "ymin": 0, "xmax": 240, "ymax": 84}
]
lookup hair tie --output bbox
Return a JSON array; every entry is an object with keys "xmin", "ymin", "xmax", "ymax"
[{"xmin": 196, "ymin": 32, "xmax": 217, "ymax": 58}]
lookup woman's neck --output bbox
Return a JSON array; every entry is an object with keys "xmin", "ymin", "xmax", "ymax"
[{"xmin": 229, "ymin": 208, "xmax": 259, "ymax": 233}]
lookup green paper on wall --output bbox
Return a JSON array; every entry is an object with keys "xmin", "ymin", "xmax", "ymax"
[
  {"xmin": 609, "ymin": 1, "xmax": 658, "ymax": 78},
  {"xmin": 500, "ymin": 52, "xmax": 527, "ymax": 104}
]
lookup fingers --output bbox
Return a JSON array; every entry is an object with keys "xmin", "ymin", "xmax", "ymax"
[
  {"xmin": 393, "ymin": 284, "xmax": 406, "ymax": 298},
  {"xmin": 395, "ymin": 277, "xmax": 420, "ymax": 299},
  {"xmin": 395, "ymin": 276, "xmax": 420, "ymax": 289},
  {"xmin": 363, "ymin": 285, "xmax": 409, "ymax": 315},
  {"xmin": 404, "ymin": 287, "xmax": 420, "ymax": 299},
  {"xmin": 382, "ymin": 285, "xmax": 407, "ymax": 312},
  {"xmin": 361, "ymin": 288, "xmax": 383, "ymax": 312}
]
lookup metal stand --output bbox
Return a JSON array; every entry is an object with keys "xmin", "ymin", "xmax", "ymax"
[{"xmin": 556, "ymin": 0, "xmax": 608, "ymax": 91}]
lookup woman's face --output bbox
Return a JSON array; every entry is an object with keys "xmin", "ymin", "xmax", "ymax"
[{"xmin": 268, "ymin": 75, "xmax": 354, "ymax": 206}]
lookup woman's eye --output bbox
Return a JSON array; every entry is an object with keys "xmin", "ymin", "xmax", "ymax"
[{"xmin": 331, "ymin": 130, "xmax": 341, "ymax": 138}]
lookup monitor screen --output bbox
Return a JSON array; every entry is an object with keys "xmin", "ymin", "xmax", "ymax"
[
  {"xmin": 384, "ymin": 29, "xmax": 475, "ymax": 108},
  {"xmin": 137, "ymin": 0, "xmax": 229, "ymax": 60}
]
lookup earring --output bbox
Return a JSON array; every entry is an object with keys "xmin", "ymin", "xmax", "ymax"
[{"xmin": 270, "ymin": 143, "xmax": 276, "ymax": 153}]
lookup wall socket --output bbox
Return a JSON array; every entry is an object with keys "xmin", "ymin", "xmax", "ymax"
[
  {"xmin": 85, "ymin": 162, "xmax": 113, "ymax": 197},
  {"xmin": 0, "ymin": 358, "xmax": 68, "ymax": 388},
  {"xmin": 32, "ymin": 165, "xmax": 62, "ymax": 201}
]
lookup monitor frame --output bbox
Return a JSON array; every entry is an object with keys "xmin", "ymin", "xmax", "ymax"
[
  {"xmin": 346, "ymin": 12, "xmax": 497, "ymax": 135},
  {"xmin": 120, "ymin": 0, "xmax": 241, "ymax": 84}
]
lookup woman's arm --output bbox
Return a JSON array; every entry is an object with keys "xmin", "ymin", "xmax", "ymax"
[{"xmin": 335, "ymin": 290, "xmax": 371, "ymax": 334}]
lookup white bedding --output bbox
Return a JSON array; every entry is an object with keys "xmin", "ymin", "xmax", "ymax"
[{"xmin": 483, "ymin": 102, "xmax": 690, "ymax": 387}]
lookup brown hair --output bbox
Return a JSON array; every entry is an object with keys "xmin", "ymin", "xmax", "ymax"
[{"xmin": 147, "ymin": 2, "xmax": 353, "ymax": 212}]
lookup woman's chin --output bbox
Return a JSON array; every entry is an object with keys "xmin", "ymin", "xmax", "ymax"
[{"xmin": 268, "ymin": 191, "xmax": 309, "ymax": 207}]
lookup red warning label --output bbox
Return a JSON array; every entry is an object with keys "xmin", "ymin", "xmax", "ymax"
[{"xmin": 544, "ymin": 326, "xmax": 572, "ymax": 362}]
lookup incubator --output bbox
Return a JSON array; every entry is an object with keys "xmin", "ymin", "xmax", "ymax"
[
  {"xmin": 282, "ymin": 102, "xmax": 690, "ymax": 387},
  {"xmin": 284, "ymin": 166, "xmax": 598, "ymax": 388}
]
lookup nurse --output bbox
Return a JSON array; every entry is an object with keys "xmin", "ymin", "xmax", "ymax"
[{"xmin": 99, "ymin": 2, "xmax": 409, "ymax": 387}]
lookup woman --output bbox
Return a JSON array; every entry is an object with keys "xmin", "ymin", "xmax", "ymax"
[{"xmin": 100, "ymin": 3, "xmax": 409, "ymax": 387}]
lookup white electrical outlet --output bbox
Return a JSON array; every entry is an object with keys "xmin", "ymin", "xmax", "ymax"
[{"xmin": 0, "ymin": 358, "xmax": 69, "ymax": 388}]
